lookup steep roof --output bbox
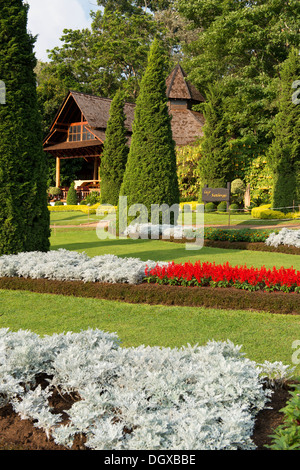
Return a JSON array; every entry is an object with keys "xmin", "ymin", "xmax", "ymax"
[
  {"xmin": 44, "ymin": 65, "xmax": 205, "ymax": 149},
  {"xmin": 70, "ymin": 91, "xmax": 135, "ymax": 132},
  {"xmin": 166, "ymin": 64, "xmax": 205, "ymax": 103}
]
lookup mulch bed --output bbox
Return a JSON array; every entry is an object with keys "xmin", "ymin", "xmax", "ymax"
[
  {"xmin": 0, "ymin": 375, "xmax": 295, "ymax": 451},
  {"xmin": 168, "ymin": 237, "xmax": 300, "ymax": 255},
  {"xmin": 1, "ymin": 276, "xmax": 299, "ymax": 314}
]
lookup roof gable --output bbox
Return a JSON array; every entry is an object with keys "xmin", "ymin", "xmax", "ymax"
[{"xmin": 166, "ymin": 64, "xmax": 205, "ymax": 103}]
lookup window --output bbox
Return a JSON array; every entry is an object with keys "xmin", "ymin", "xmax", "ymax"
[
  {"xmin": 68, "ymin": 124, "xmax": 96, "ymax": 142},
  {"xmin": 82, "ymin": 126, "xmax": 95, "ymax": 141}
]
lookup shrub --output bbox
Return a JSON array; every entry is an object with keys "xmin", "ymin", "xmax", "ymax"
[
  {"xmin": 217, "ymin": 201, "xmax": 227, "ymax": 212},
  {"xmin": 84, "ymin": 191, "xmax": 101, "ymax": 206},
  {"xmin": 180, "ymin": 201, "xmax": 199, "ymax": 212},
  {"xmin": 205, "ymin": 202, "xmax": 216, "ymax": 213},
  {"xmin": 266, "ymin": 228, "xmax": 300, "ymax": 248},
  {"xmin": 251, "ymin": 205, "xmax": 299, "ymax": 220},
  {"xmin": 229, "ymin": 203, "xmax": 239, "ymax": 213},
  {"xmin": 54, "ymin": 201, "xmax": 64, "ymax": 206},
  {"xmin": 48, "ymin": 204, "xmax": 100, "ymax": 214},
  {"xmin": 0, "ymin": 328, "xmax": 277, "ymax": 450},
  {"xmin": 66, "ymin": 182, "xmax": 78, "ymax": 206},
  {"xmin": 203, "ymin": 227, "xmax": 275, "ymax": 243},
  {"xmin": 268, "ymin": 384, "xmax": 300, "ymax": 450},
  {"xmin": 231, "ymin": 179, "xmax": 245, "ymax": 206},
  {"xmin": 48, "ymin": 187, "xmax": 62, "ymax": 197}
]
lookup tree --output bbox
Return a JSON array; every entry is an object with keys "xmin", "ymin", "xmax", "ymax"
[
  {"xmin": 0, "ymin": 0, "xmax": 50, "ymax": 255},
  {"xmin": 40, "ymin": 6, "xmax": 161, "ymax": 109},
  {"xmin": 100, "ymin": 90, "xmax": 129, "ymax": 206},
  {"xmin": 268, "ymin": 48, "xmax": 300, "ymax": 212},
  {"xmin": 178, "ymin": 0, "xmax": 300, "ymax": 161},
  {"xmin": 198, "ymin": 82, "xmax": 235, "ymax": 191},
  {"xmin": 119, "ymin": 38, "xmax": 180, "ymax": 227},
  {"xmin": 66, "ymin": 182, "xmax": 78, "ymax": 206}
]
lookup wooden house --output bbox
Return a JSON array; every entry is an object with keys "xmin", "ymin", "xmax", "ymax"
[{"xmin": 43, "ymin": 65, "xmax": 205, "ymax": 200}]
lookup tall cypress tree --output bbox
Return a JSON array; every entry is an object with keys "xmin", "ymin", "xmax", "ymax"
[
  {"xmin": 199, "ymin": 82, "xmax": 234, "ymax": 191},
  {"xmin": 268, "ymin": 48, "xmax": 300, "ymax": 212},
  {"xmin": 100, "ymin": 90, "xmax": 129, "ymax": 206},
  {"xmin": 0, "ymin": 0, "xmax": 50, "ymax": 255},
  {"xmin": 119, "ymin": 38, "xmax": 179, "ymax": 227}
]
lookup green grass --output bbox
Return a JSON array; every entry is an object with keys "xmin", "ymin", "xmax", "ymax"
[
  {"xmin": 50, "ymin": 227, "xmax": 300, "ymax": 270},
  {"xmin": 50, "ymin": 209, "xmax": 300, "ymax": 227},
  {"xmin": 50, "ymin": 211, "xmax": 104, "ymax": 226},
  {"xmin": 0, "ymin": 289, "xmax": 299, "ymax": 376},
  {"xmin": 2, "ymin": 223, "xmax": 300, "ymax": 382}
]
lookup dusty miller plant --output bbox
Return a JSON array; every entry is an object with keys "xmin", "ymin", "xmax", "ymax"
[{"xmin": 0, "ymin": 328, "xmax": 295, "ymax": 450}]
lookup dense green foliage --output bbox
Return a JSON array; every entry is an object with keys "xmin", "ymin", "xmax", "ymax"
[
  {"xmin": 268, "ymin": 384, "xmax": 300, "ymax": 450},
  {"xmin": 268, "ymin": 48, "xmax": 300, "ymax": 212},
  {"xmin": 199, "ymin": 82, "xmax": 234, "ymax": 189},
  {"xmin": 176, "ymin": 143, "xmax": 202, "ymax": 201},
  {"xmin": 31, "ymin": 1, "xmax": 300, "ymax": 218},
  {"xmin": 100, "ymin": 90, "xmax": 129, "ymax": 206},
  {"xmin": 66, "ymin": 182, "xmax": 78, "ymax": 205},
  {"xmin": 0, "ymin": 0, "xmax": 50, "ymax": 255},
  {"xmin": 179, "ymin": 0, "xmax": 300, "ymax": 182},
  {"xmin": 119, "ymin": 39, "xmax": 180, "ymax": 226}
]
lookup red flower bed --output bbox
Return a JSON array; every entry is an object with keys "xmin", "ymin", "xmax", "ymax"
[{"xmin": 145, "ymin": 261, "xmax": 300, "ymax": 293}]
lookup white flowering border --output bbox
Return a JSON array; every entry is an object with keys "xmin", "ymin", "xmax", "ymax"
[
  {"xmin": 0, "ymin": 249, "xmax": 167, "ymax": 285},
  {"xmin": 0, "ymin": 328, "xmax": 294, "ymax": 450},
  {"xmin": 266, "ymin": 228, "xmax": 300, "ymax": 248}
]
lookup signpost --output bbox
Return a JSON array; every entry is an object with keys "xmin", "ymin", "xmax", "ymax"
[{"xmin": 202, "ymin": 183, "xmax": 231, "ymax": 226}]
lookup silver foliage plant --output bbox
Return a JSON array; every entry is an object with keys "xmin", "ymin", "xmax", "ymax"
[
  {"xmin": 266, "ymin": 228, "xmax": 300, "ymax": 248},
  {"xmin": 0, "ymin": 328, "xmax": 295, "ymax": 450},
  {"xmin": 0, "ymin": 249, "xmax": 166, "ymax": 284}
]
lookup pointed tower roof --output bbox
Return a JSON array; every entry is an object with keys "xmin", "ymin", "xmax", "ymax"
[{"xmin": 166, "ymin": 64, "xmax": 205, "ymax": 103}]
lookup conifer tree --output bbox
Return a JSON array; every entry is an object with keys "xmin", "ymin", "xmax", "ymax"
[
  {"xmin": 198, "ymin": 82, "xmax": 235, "ymax": 193},
  {"xmin": 0, "ymin": 0, "xmax": 50, "ymax": 254},
  {"xmin": 100, "ymin": 90, "xmax": 129, "ymax": 206},
  {"xmin": 66, "ymin": 182, "xmax": 78, "ymax": 205},
  {"xmin": 119, "ymin": 38, "xmax": 179, "ymax": 227},
  {"xmin": 268, "ymin": 48, "xmax": 300, "ymax": 212}
]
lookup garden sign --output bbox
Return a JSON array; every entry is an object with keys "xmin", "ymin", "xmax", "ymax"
[{"xmin": 202, "ymin": 183, "xmax": 232, "ymax": 225}]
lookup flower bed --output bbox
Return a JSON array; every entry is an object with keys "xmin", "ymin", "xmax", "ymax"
[
  {"xmin": 266, "ymin": 228, "xmax": 300, "ymax": 249},
  {"xmin": 1, "ymin": 250, "xmax": 300, "ymax": 295},
  {"xmin": 0, "ymin": 249, "xmax": 166, "ymax": 285},
  {"xmin": 145, "ymin": 261, "xmax": 300, "ymax": 293},
  {"xmin": 0, "ymin": 327, "xmax": 294, "ymax": 450}
]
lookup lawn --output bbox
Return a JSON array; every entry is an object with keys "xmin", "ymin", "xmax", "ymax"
[
  {"xmin": 0, "ymin": 289, "xmax": 299, "ymax": 376},
  {"xmin": 1, "ymin": 224, "xmax": 300, "ymax": 381},
  {"xmin": 50, "ymin": 211, "xmax": 104, "ymax": 226},
  {"xmin": 50, "ymin": 226, "xmax": 300, "ymax": 270},
  {"xmin": 49, "ymin": 209, "xmax": 300, "ymax": 227}
]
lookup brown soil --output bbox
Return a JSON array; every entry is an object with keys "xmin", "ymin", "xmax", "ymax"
[{"xmin": 0, "ymin": 382, "xmax": 292, "ymax": 451}]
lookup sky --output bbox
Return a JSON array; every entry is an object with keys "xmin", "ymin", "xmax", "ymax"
[{"xmin": 26, "ymin": 0, "xmax": 99, "ymax": 62}]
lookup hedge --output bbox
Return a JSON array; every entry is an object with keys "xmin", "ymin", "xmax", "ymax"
[
  {"xmin": 0, "ymin": 277, "xmax": 299, "ymax": 314},
  {"xmin": 252, "ymin": 205, "xmax": 300, "ymax": 220},
  {"xmin": 48, "ymin": 204, "xmax": 100, "ymax": 214}
]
